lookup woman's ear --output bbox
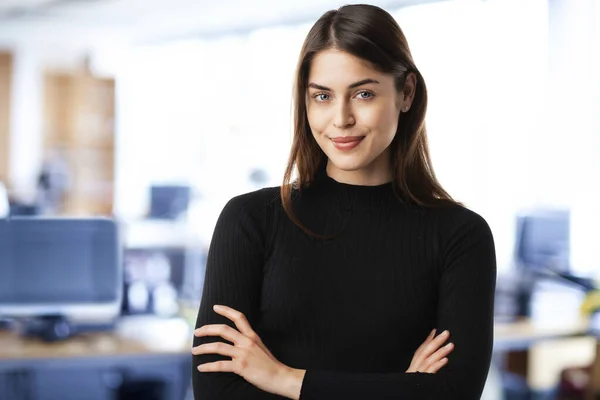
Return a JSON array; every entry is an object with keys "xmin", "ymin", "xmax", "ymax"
[{"xmin": 401, "ymin": 72, "xmax": 417, "ymax": 111}]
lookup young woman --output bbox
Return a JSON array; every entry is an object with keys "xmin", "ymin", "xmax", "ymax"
[{"xmin": 192, "ymin": 4, "xmax": 496, "ymax": 399}]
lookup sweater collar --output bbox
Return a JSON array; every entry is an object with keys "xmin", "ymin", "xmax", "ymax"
[{"xmin": 309, "ymin": 162, "xmax": 402, "ymax": 211}]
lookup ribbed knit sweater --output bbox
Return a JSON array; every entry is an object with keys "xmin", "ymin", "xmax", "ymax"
[{"xmin": 192, "ymin": 167, "xmax": 497, "ymax": 399}]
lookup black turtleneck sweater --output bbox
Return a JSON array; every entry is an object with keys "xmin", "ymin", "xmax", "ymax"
[{"xmin": 192, "ymin": 169, "xmax": 497, "ymax": 399}]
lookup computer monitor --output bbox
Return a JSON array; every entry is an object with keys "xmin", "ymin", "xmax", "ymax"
[
  {"xmin": 515, "ymin": 209, "xmax": 570, "ymax": 273},
  {"xmin": 0, "ymin": 217, "xmax": 122, "ymax": 324},
  {"xmin": 149, "ymin": 185, "xmax": 191, "ymax": 220}
]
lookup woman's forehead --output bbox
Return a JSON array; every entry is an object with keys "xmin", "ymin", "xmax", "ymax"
[{"xmin": 308, "ymin": 49, "xmax": 390, "ymax": 88}]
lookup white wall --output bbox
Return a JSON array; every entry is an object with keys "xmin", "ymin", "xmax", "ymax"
[
  {"xmin": 551, "ymin": 0, "xmax": 600, "ymax": 276},
  {"xmin": 9, "ymin": 45, "xmax": 44, "ymax": 201}
]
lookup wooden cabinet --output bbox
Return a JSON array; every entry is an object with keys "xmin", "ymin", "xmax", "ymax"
[
  {"xmin": 43, "ymin": 70, "xmax": 115, "ymax": 215},
  {"xmin": 0, "ymin": 52, "xmax": 12, "ymax": 186}
]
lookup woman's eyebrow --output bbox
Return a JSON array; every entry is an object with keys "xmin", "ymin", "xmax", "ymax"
[{"xmin": 307, "ymin": 78, "xmax": 380, "ymax": 91}]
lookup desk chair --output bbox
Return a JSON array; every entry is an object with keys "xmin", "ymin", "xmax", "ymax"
[
  {"xmin": 587, "ymin": 341, "xmax": 600, "ymax": 399},
  {"xmin": 555, "ymin": 336, "xmax": 600, "ymax": 399}
]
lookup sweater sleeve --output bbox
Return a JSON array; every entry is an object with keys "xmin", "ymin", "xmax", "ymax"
[
  {"xmin": 299, "ymin": 209, "xmax": 497, "ymax": 400},
  {"xmin": 192, "ymin": 190, "xmax": 284, "ymax": 400}
]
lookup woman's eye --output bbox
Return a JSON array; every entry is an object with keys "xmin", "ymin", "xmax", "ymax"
[
  {"xmin": 356, "ymin": 91, "xmax": 373, "ymax": 100},
  {"xmin": 314, "ymin": 93, "xmax": 330, "ymax": 102}
]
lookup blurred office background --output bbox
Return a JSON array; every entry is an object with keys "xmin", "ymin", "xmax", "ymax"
[{"xmin": 1, "ymin": 0, "xmax": 600, "ymax": 399}]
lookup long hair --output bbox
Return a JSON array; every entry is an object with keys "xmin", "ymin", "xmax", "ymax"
[{"xmin": 281, "ymin": 4, "xmax": 458, "ymax": 235}]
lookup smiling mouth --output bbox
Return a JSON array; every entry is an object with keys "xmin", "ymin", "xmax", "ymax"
[
  {"xmin": 330, "ymin": 136, "xmax": 365, "ymax": 143},
  {"xmin": 329, "ymin": 136, "xmax": 365, "ymax": 151}
]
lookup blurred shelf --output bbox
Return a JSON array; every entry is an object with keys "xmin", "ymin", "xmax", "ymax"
[
  {"xmin": 0, "ymin": 52, "xmax": 12, "ymax": 185},
  {"xmin": 43, "ymin": 70, "xmax": 115, "ymax": 216}
]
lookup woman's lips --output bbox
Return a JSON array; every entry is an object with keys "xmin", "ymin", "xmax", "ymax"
[{"xmin": 330, "ymin": 136, "xmax": 365, "ymax": 151}]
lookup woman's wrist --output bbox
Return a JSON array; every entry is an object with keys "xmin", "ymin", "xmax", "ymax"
[{"xmin": 277, "ymin": 366, "xmax": 306, "ymax": 399}]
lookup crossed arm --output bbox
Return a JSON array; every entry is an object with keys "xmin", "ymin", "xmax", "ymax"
[{"xmin": 192, "ymin": 197, "xmax": 496, "ymax": 399}]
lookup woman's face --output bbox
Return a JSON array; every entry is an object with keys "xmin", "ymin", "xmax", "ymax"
[{"xmin": 306, "ymin": 49, "xmax": 411, "ymax": 185}]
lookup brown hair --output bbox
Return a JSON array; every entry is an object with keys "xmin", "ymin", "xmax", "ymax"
[{"xmin": 281, "ymin": 4, "xmax": 458, "ymax": 235}]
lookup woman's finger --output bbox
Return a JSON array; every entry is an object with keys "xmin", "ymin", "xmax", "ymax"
[
  {"xmin": 415, "ymin": 330, "xmax": 450, "ymax": 365},
  {"xmin": 431, "ymin": 342, "xmax": 454, "ymax": 360},
  {"xmin": 213, "ymin": 305, "xmax": 257, "ymax": 338},
  {"xmin": 200, "ymin": 305, "xmax": 279, "ymax": 367},
  {"xmin": 192, "ymin": 341, "xmax": 240, "ymax": 358},
  {"xmin": 424, "ymin": 357, "xmax": 448, "ymax": 374},
  {"xmin": 407, "ymin": 330, "xmax": 437, "ymax": 372},
  {"xmin": 194, "ymin": 324, "xmax": 250, "ymax": 346},
  {"xmin": 420, "ymin": 342, "xmax": 454, "ymax": 372},
  {"xmin": 197, "ymin": 360, "xmax": 236, "ymax": 373}
]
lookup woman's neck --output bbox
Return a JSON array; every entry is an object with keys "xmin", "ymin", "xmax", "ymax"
[{"xmin": 325, "ymin": 156, "xmax": 392, "ymax": 186}]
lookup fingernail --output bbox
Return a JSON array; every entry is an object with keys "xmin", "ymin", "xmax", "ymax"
[
  {"xmin": 197, "ymin": 365, "xmax": 205, "ymax": 371},
  {"xmin": 443, "ymin": 330, "xmax": 449, "ymax": 336},
  {"xmin": 446, "ymin": 342, "xmax": 453, "ymax": 348},
  {"xmin": 430, "ymin": 329, "xmax": 436, "ymax": 336},
  {"xmin": 213, "ymin": 305, "xmax": 223, "ymax": 310}
]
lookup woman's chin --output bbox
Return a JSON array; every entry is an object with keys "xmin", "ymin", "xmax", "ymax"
[{"xmin": 326, "ymin": 156, "xmax": 367, "ymax": 173}]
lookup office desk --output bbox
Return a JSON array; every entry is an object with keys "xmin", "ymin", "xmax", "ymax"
[
  {"xmin": 493, "ymin": 316, "xmax": 598, "ymax": 392},
  {"xmin": 0, "ymin": 316, "xmax": 191, "ymax": 359},
  {"xmin": 0, "ymin": 315, "xmax": 596, "ymax": 399},
  {"xmin": 494, "ymin": 316, "xmax": 591, "ymax": 352},
  {"xmin": 0, "ymin": 317, "xmax": 192, "ymax": 400}
]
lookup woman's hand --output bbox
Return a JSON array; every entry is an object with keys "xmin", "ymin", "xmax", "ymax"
[
  {"xmin": 406, "ymin": 329, "xmax": 454, "ymax": 373},
  {"xmin": 192, "ymin": 305, "xmax": 305, "ymax": 399}
]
